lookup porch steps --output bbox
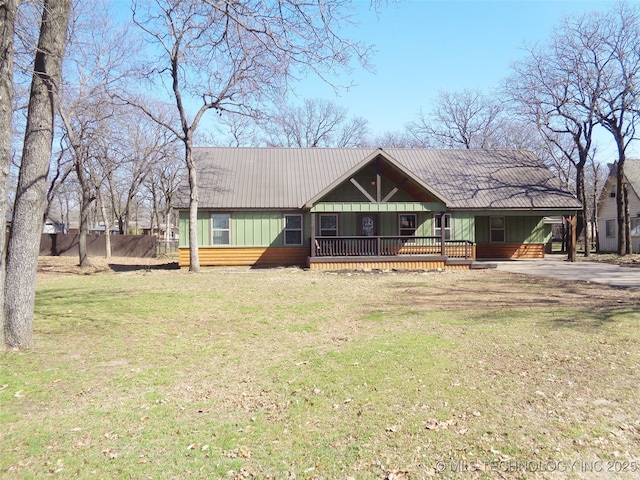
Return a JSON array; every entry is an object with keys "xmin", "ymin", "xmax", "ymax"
[
  {"xmin": 469, "ymin": 261, "xmax": 498, "ymax": 269},
  {"xmin": 445, "ymin": 258, "xmax": 497, "ymax": 269}
]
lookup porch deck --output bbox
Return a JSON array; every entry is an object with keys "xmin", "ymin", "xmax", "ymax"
[{"xmin": 309, "ymin": 236, "xmax": 476, "ymax": 271}]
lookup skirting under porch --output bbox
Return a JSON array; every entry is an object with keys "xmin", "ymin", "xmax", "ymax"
[{"xmin": 308, "ymin": 256, "xmax": 476, "ymax": 271}]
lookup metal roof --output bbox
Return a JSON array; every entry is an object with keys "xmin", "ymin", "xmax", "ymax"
[
  {"xmin": 622, "ymin": 158, "xmax": 640, "ymax": 198},
  {"xmin": 599, "ymin": 158, "xmax": 640, "ymax": 206},
  {"xmin": 174, "ymin": 147, "xmax": 582, "ymax": 211}
]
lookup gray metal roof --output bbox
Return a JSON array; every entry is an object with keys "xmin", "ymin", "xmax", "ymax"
[
  {"xmin": 622, "ymin": 158, "xmax": 640, "ymax": 198},
  {"xmin": 174, "ymin": 147, "xmax": 582, "ymax": 211},
  {"xmin": 599, "ymin": 158, "xmax": 640, "ymax": 205}
]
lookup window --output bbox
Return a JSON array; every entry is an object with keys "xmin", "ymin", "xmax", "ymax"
[
  {"xmin": 211, "ymin": 214, "xmax": 230, "ymax": 245},
  {"xmin": 319, "ymin": 214, "xmax": 338, "ymax": 236},
  {"xmin": 610, "ymin": 184, "xmax": 616, "ymax": 198},
  {"xmin": 399, "ymin": 214, "xmax": 417, "ymax": 236},
  {"xmin": 606, "ymin": 219, "xmax": 616, "ymax": 238},
  {"xmin": 490, "ymin": 216, "xmax": 505, "ymax": 243},
  {"xmin": 284, "ymin": 214, "xmax": 303, "ymax": 245},
  {"xmin": 632, "ymin": 218, "xmax": 640, "ymax": 237},
  {"xmin": 433, "ymin": 213, "xmax": 451, "ymax": 240}
]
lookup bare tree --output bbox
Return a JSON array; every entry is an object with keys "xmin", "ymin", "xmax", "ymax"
[
  {"xmin": 4, "ymin": 0, "xmax": 72, "ymax": 349},
  {"xmin": 263, "ymin": 98, "xmax": 369, "ymax": 147},
  {"xmin": 407, "ymin": 90, "xmax": 504, "ymax": 149},
  {"xmin": 143, "ymin": 139, "xmax": 182, "ymax": 244},
  {"xmin": 506, "ymin": 31, "xmax": 599, "ymax": 256},
  {"xmin": 586, "ymin": 155, "xmax": 606, "ymax": 252},
  {"xmin": 364, "ymin": 130, "xmax": 415, "ymax": 148},
  {"xmin": 104, "ymin": 107, "xmax": 174, "ymax": 236},
  {"xmin": 56, "ymin": 0, "xmax": 137, "ymax": 266},
  {"xmin": 124, "ymin": 0, "xmax": 372, "ymax": 272},
  {"xmin": 87, "ymin": 146, "xmax": 112, "ymax": 257},
  {"xmin": 587, "ymin": 3, "xmax": 640, "ymax": 255},
  {"xmin": 0, "ymin": 0, "xmax": 18, "ymax": 349},
  {"xmin": 204, "ymin": 113, "xmax": 261, "ymax": 147},
  {"xmin": 45, "ymin": 139, "xmax": 74, "ymax": 223}
]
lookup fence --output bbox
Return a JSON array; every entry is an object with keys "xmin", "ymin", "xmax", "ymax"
[
  {"xmin": 40, "ymin": 234, "xmax": 158, "ymax": 258},
  {"xmin": 156, "ymin": 239, "xmax": 179, "ymax": 255}
]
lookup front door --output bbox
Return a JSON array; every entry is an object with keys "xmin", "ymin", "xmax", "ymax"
[{"xmin": 357, "ymin": 213, "xmax": 379, "ymax": 236}]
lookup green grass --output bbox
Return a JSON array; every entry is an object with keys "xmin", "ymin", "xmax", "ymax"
[{"xmin": 1, "ymin": 266, "xmax": 640, "ymax": 478}]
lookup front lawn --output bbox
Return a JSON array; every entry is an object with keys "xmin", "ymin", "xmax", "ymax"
[{"xmin": 1, "ymin": 260, "xmax": 639, "ymax": 478}]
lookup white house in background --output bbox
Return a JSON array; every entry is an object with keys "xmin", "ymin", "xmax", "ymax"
[
  {"xmin": 43, "ymin": 215, "xmax": 66, "ymax": 234},
  {"xmin": 597, "ymin": 159, "xmax": 640, "ymax": 253}
]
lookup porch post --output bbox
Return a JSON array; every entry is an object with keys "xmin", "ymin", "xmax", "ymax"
[
  {"xmin": 310, "ymin": 212, "xmax": 316, "ymax": 258},
  {"xmin": 376, "ymin": 156, "xmax": 382, "ymax": 202},
  {"xmin": 440, "ymin": 212, "xmax": 446, "ymax": 256}
]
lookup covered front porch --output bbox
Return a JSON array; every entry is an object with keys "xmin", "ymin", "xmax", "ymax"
[
  {"xmin": 307, "ymin": 203, "xmax": 477, "ymax": 270},
  {"xmin": 308, "ymin": 235, "xmax": 476, "ymax": 271}
]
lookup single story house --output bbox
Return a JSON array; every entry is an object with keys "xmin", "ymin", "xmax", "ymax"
[
  {"xmin": 175, "ymin": 148, "xmax": 582, "ymax": 270},
  {"xmin": 597, "ymin": 159, "xmax": 640, "ymax": 253}
]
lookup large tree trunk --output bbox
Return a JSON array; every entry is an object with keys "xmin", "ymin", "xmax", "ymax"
[
  {"xmin": 575, "ymin": 163, "xmax": 589, "ymax": 257},
  {"xmin": 0, "ymin": 0, "xmax": 18, "ymax": 350},
  {"xmin": 185, "ymin": 142, "xmax": 200, "ymax": 272},
  {"xmin": 77, "ymin": 179, "xmax": 93, "ymax": 267},
  {"xmin": 4, "ymin": 0, "xmax": 72, "ymax": 349},
  {"xmin": 624, "ymin": 183, "xmax": 631, "ymax": 254},
  {"xmin": 616, "ymin": 159, "xmax": 627, "ymax": 256},
  {"xmin": 164, "ymin": 208, "xmax": 172, "ymax": 243},
  {"xmin": 96, "ymin": 189, "xmax": 111, "ymax": 258},
  {"xmin": 75, "ymin": 158, "xmax": 94, "ymax": 267}
]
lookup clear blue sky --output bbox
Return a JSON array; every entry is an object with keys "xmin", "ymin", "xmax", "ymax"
[
  {"xmin": 293, "ymin": 0, "xmax": 632, "ymax": 139},
  {"xmin": 113, "ymin": 0, "xmax": 638, "ymax": 157}
]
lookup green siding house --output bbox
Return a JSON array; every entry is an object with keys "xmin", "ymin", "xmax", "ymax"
[{"xmin": 175, "ymin": 148, "xmax": 581, "ymax": 270}]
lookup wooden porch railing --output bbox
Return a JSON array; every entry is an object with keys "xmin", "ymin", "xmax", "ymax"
[{"xmin": 314, "ymin": 236, "xmax": 474, "ymax": 259}]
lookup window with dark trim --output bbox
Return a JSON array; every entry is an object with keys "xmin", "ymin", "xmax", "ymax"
[
  {"xmin": 284, "ymin": 214, "xmax": 303, "ymax": 245},
  {"xmin": 490, "ymin": 216, "xmax": 505, "ymax": 243},
  {"xmin": 319, "ymin": 214, "xmax": 338, "ymax": 236},
  {"xmin": 211, "ymin": 213, "xmax": 231, "ymax": 245},
  {"xmin": 399, "ymin": 214, "xmax": 417, "ymax": 236},
  {"xmin": 433, "ymin": 213, "xmax": 451, "ymax": 240},
  {"xmin": 606, "ymin": 219, "xmax": 616, "ymax": 238}
]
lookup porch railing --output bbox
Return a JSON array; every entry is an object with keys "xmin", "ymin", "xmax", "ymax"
[{"xmin": 314, "ymin": 236, "xmax": 474, "ymax": 259}]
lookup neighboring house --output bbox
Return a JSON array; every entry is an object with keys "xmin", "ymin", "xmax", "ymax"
[
  {"xmin": 89, "ymin": 225, "xmax": 120, "ymax": 235},
  {"xmin": 174, "ymin": 148, "xmax": 582, "ymax": 270},
  {"xmin": 43, "ymin": 215, "xmax": 66, "ymax": 234},
  {"xmin": 142, "ymin": 223, "xmax": 179, "ymax": 239},
  {"xmin": 597, "ymin": 159, "xmax": 640, "ymax": 253}
]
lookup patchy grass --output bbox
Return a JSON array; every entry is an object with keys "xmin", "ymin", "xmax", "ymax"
[{"xmin": 1, "ymin": 259, "xmax": 640, "ymax": 479}]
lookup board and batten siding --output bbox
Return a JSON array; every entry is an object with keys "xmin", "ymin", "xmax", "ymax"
[
  {"xmin": 179, "ymin": 209, "xmax": 478, "ymax": 247},
  {"xmin": 179, "ymin": 210, "xmax": 311, "ymax": 247},
  {"xmin": 451, "ymin": 212, "xmax": 475, "ymax": 242},
  {"xmin": 233, "ymin": 211, "xmax": 289, "ymax": 246},
  {"xmin": 314, "ymin": 211, "xmax": 473, "ymax": 240},
  {"xmin": 474, "ymin": 214, "xmax": 546, "ymax": 244},
  {"xmin": 179, "ymin": 210, "xmax": 211, "ymax": 247},
  {"xmin": 318, "ymin": 164, "xmax": 438, "ymax": 204}
]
